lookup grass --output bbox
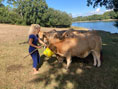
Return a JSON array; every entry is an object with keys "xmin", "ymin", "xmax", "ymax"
[{"xmin": 0, "ymin": 24, "xmax": 118, "ymax": 89}]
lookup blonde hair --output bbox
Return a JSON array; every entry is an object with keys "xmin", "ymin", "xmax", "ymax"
[{"xmin": 28, "ymin": 24, "xmax": 40, "ymax": 35}]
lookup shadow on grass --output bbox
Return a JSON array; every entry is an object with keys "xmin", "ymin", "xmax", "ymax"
[
  {"xmin": 37, "ymin": 55, "xmax": 47, "ymax": 69},
  {"xmin": 28, "ymin": 31, "xmax": 118, "ymax": 89},
  {"xmin": 28, "ymin": 54, "xmax": 94, "ymax": 86},
  {"xmin": 47, "ymin": 56, "xmax": 58, "ymax": 64}
]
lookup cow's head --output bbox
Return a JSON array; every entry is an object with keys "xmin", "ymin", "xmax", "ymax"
[
  {"xmin": 38, "ymin": 31, "xmax": 47, "ymax": 44},
  {"xmin": 42, "ymin": 29, "xmax": 61, "ymax": 44}
]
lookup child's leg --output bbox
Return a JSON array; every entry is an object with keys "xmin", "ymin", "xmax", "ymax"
[
  {"xmin": 36, "ymin": 52, "xmax": 40, "ymax": 70},
  {"xmin": 31, "ymin": 51, "xmax": 39, "ymax": 74}
]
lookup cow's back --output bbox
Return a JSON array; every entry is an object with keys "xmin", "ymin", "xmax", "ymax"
[{"xmin": 70, "ymin": 33, "xmax": 102, "ymax": 57}]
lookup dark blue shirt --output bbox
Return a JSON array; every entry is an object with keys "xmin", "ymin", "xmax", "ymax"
[{"xmin": 29, "ymin": 34, "xmax": 38, "ymax": 52}]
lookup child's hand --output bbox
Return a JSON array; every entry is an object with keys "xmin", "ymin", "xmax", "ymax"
[
  {"xmin": 37, "ymin": 46, "xmax": 42, "ymax": 49},
  {"xmin": 44, "ymin": 44, "xmax": 47, "ymax": 47}
]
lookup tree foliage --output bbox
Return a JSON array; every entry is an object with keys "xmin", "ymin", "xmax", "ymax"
[
  {"xmin": 87, "ymin": 0, "xmax": 118, "ymax": 11},
  {"xmin": 11, "ymin": 0, "xmax": 48, "ymax": 25},
  {"xmin": 0, "ymin": 0, "xmax": 4, "ymax": 7},
  {"xmin": 0, "ymin": 0, "xmax": 72, "ymax": 27},
  {"xmin": 44, "ymin": 8, "xmax": 72, "ymax": 27},
  {"xmin": 73, "ymin": 11, "xmax": 118, "ymax": 21},
  {"xmin": 0, "ymin": 6, "xmax": 23, "ymax": 24}
]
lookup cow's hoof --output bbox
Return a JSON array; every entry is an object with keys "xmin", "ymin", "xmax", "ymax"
[
  {"xmin": 65, "ymin": 68, "xmax": 70, "ymax": 72},
  {"xmin": 64, "ymin": 67, "xmax": 69, "ymax": 71},
  {"xmin": 58, "ymin": 61, "xmax": 62, "ymax": 64},
  {"xmin": 57, "ymin": 60, "xmax": 63, "ymax": 63},
  {"xmin": 97, "ymin": 64, "xmax": 101, "ymax": 67},
  {"xmin": 93, "ymin": 63, "xmax": 97, "ymax": 67}
]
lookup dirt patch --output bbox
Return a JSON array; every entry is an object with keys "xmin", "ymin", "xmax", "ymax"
[{"xmin": 7, "ymin": 64, "xmax": 24, "ymax": 72}]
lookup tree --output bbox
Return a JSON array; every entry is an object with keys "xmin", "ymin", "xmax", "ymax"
[
  {"xmin": 7, "ymin": 0, "xmax": 48, "ymax": 25},
  {"xmin": 0, "ymin": 0, "xmax": 4, "ymax": 7},
  {"xmin": 1, "ymin": 0, "xmax": 72, "ymax": 27},
  {"xmin": 0, "ymin": 3, "xmax": 4, "ymax": 7},
  {"xmin": 0, "ymin": 6, "xmax": 22, "ymax": 24},
  {"xmin": 72, "ymin": 11, "xmax": 118, "ymax": 21},
  {"xmin": 87, "ymin": 0, "xmax": 118, "ymax": 11},
  {"xmin": 44, "ymin": 8, "xmax": 72, "ymax": 27}
]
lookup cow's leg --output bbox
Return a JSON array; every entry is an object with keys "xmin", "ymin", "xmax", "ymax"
[
  {"xmin": 92, "ymin": 51, "xmax": 97, "ymax": 66},
  {"xmin": 94, "ymin": 51, "xmax": 101, "ymax": 67},
  {"xmin": 56, "ymin": 54, "xmax": 64, "ymax": 63},
  {"xmin": 66, "ymin": 54, "xmax": 71, "ymax": 69}
]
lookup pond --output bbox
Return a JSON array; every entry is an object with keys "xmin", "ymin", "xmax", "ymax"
[{"xmin": 72, "ymin": 21, "xmax": 118, "ymax": 33}]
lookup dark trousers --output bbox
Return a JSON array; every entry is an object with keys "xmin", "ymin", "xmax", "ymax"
[{"xmin": 30, "ymin": 50, "xmax": 40, "ymax": 68}]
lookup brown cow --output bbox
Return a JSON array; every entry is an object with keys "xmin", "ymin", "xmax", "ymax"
[{"xmin": 43, "ymin": 30, "xmax": 102, "ymax": 69}]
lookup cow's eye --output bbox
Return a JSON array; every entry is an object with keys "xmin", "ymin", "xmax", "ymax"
[{"xmin": 43, "ymin": 34, "xmax": 45, "ymax": 37}]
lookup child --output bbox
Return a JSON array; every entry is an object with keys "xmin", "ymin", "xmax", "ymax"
[{"xmin": 28, "ymin": 24, "xmax": 45, "ymax": 74}]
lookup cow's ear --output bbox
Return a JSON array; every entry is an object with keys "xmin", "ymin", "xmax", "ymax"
[
  {"xmin": 54, "ymin": 33, "xmax": 60, "ymax": 38},
  {"xmin": 54, "ymin": 34, "xmax": 58, "ymax": 38},
  {"xmin": 62, "ymin": 32, "xmax": 66, "ymax": 37},
  {"xmin": 50, "ymin": 29, "xmax": 57, "ymax": 33},
  {"xmin": 54, "ymin": 34, "xmax": 64, "ymax": 40},
  {"xmin": 52, "ymin": 29, "xmax": 56, "ymax": 32},
  {"xmin": 43, "ymin": 32, "xmax": 47, "ymax": 37}
]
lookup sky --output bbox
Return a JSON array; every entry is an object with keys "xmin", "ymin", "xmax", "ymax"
[
  {"xmin": 46, "ymin": 0, "xmax": 109, "ymax": 17},
  {"xmin": 3, "ymin": 0, "xmax": 111, "ymax": 17}
]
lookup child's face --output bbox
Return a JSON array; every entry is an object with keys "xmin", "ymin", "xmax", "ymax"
[{"xmin": 37, "ymin": 28, "xmax": 40, "ymax": 33}]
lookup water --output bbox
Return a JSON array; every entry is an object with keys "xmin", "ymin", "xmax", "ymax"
[{"xmin": 72, "ymin": 21, "xmax": 118, "ymax": 33}]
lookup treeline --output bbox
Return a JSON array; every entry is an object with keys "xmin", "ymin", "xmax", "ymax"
[
  {"xmin": 0, "ymin": 0, "xmax": 72, "ymax": 27},
  {"xmin": 73, "ymin": 11, "xmax": 118, "ymax": 22}
]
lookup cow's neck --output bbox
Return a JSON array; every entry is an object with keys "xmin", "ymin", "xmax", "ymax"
[{"xmin": 49, "ymin": 38, "xmax": 61, "ymax": 44}]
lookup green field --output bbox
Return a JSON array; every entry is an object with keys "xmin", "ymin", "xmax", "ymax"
[{"xmin": 0, "ymin": 24, "xmax": 118, "ymax": 89}]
